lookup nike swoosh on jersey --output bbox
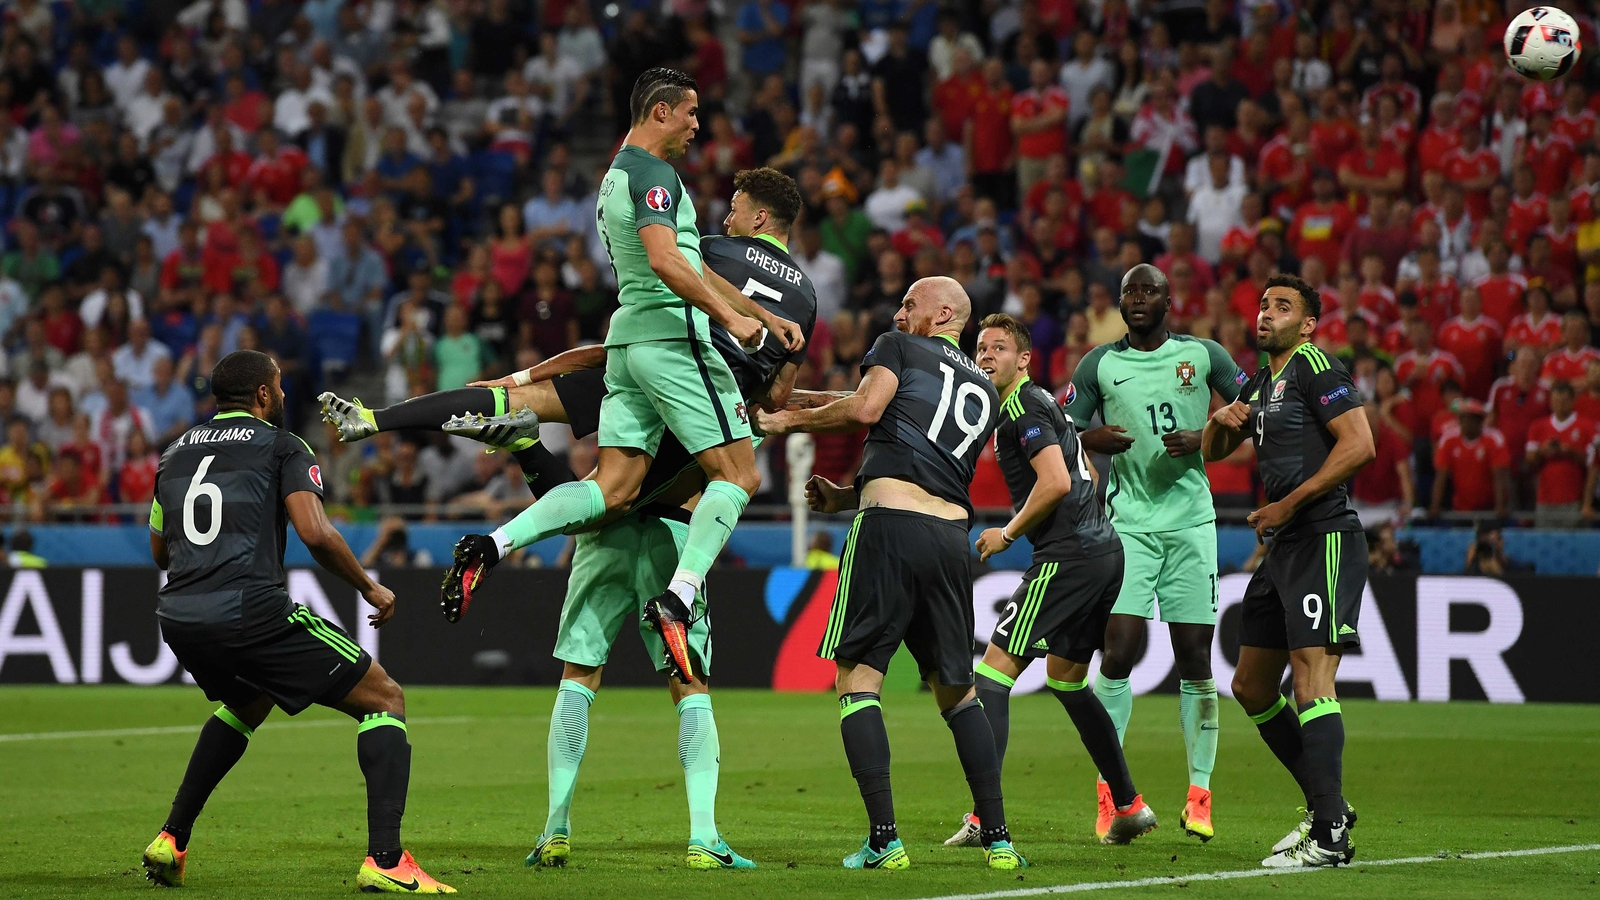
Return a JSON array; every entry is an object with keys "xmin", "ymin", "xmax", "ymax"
[{"xmin": 1113, "ymin": 377, "xmax": 1136, "ymax": 385}]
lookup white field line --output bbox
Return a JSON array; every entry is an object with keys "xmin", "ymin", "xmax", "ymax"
[
  {"xmin": 905, "ymin": 843, "xmax": 1600, "ymax": 900},
  {"xmin": 0, "ymin": 715, "xmax": 481, "ymax": 743}
]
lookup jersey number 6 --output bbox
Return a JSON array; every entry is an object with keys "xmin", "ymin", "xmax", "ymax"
[
  {"xmin": 928, "ymin": 362, "xmax": 991, "ymax": 457},
  {"xmin": 183, "ymin": 455, "xmax": 224, "ymax": 547}
]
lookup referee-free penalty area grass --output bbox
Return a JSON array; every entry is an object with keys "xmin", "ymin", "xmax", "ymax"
[{"xmin": 1, "ymin": 686, "xmax": 1596, "ymax": 898}]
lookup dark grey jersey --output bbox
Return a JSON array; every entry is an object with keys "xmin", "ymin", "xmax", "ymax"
[
  {"xmin": 856, "ymin": 330, "xmax": 1000, "ymax": 515},
  {"xmin": 1242, "ymin": 342, "xmax": 1363, "ymax": 540},
  {"xmin": 995, "ymin": 378, "xmax": 1120, "ymax": 560},
  {"xmin": 702, "ymin": 234, "xmax": 817, "ymax": 398},
  {"xmin": 151, "ymin": 411, "xmax": 324, "ymax": 636}
]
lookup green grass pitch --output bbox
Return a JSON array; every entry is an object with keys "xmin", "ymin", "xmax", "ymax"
[{"xmin": 2, "ymin": 686, "xmax": 1598, "ymax": 898}]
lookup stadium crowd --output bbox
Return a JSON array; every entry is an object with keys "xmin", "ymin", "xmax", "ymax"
[{"xmin": 3, "ymin": 0, "xmax": 1600, "ymax": 528}]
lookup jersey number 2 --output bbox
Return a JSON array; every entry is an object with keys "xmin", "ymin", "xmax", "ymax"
[
  {"xmin": 183, "ymin": 455, "xmax": 223, "ymax": 546},
  {"xmin": 929, "ymin": 363, "xmax": 991, "ymax": 457}
]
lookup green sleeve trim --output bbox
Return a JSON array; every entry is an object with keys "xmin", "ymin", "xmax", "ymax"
[
  {"xmin": 148, "ymin": 498, "xmax": 164, "ymax": 532},
  {"xmin": 974, "ymin": 661, "xmax": 1017, "ymax": 688},
  {"xmin": 358, "ymin": 712, "xmax": 408, "ymax": 734},
  {"xmin": 290, "ymin": 433, "xmax": 316, "ymax": 457},
  {"xmin": 1045, "ymin": 676, "xmax": 1088, "ymax": 692},
  {"xmin": 838, "ymin": 697, "xmax": 882, "ymax": 720},
  {"xmin": 1203, "ymin": 338, "xmax": 1244, "ymax": 402},
  {"xmin": 1248, "ymin": 695, "xmax": 1288, "ymax": 724},
  {"xmin": 1298, "ymin": 698, "xmax": 1341, "ymax": 725},
  {"xmin": 214, "ymin": 707, "xmax": 254, "ymax": 739}
]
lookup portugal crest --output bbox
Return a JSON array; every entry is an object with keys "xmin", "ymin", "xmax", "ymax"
[{"xmin": 1175, "ymin": 361, "xmax": 1198, "ymax": 394}]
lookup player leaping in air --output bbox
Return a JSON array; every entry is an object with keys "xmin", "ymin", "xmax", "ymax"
[
  {"xmin": 1202, "ymin": 274, "xmax": 1374, "ymax": 868},
  {"xmin": 325, "ymin": 71, "xmax": 802, "ymax": 685},
  {"xmin": 1066, "ymin": 263, "xmax": 1245, "ymax": 841},
  {"xmin": 758, "ymin": 277, "xmax": 1025, "ymax": 872},
  {"xmin": 324, "ymin": 168, "xmax": 818, "ymax": 871},
  {"xmin": 940, "ymin": 314, "xmax": 1157, "ymax": 850}
]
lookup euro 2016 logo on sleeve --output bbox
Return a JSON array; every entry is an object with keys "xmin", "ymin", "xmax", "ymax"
[
  {"xmin": 1175, "ymin": 361, "xmax": 1198, "ymax": 394},
  {"xmin": 309, "ymin": 465, "xmax": 322, "ymax": 489},
  {"xmin": 645, "ymin": 186, "xmax": 672, "ymax": 212}
]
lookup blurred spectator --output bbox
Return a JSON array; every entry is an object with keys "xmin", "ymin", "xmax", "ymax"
[
  {"xmin": 5, "ymin": 530, "xmax": 47, "ymax": 569},
  {"xmin": 1464, "ymin": 522, "xmax": 1530, "ymax": 575},
  {"xmin": 90, "ymin": 379, "xmax": 155, "ymax": 474},
  {"xmin": 805, "ymin": 531, "xmax": 840, "ymax": 569},
  {"xmin": 111, "ymin": 318, "xmax": 172, "ymax": 391},
  {"xmin": 117, "ymin": 427, "xmax": 159, "ymax": 503},
  {"xmin": 0, "ymin": 416, "xmax": 48, "ymax": 503},
  {"xmin": 1525, "ymin": 381, "xmax": 1595, "ymax": 528},
  {"xmin": 32, "ymin": 448, "xmax": 107, "ymax": 520},
  {"xmin": 1431, "ymin": 398, "xmax": 1511, "ymax": 520},
  {"xmin": 361, "ymin": 516, "xmax": 435, "ymax": 567},
  {"xmin": 133, "ymin": 356, "xmax": 195, "ymax": 446},
  {"xmin": 1352, "ymin": 395, "xmax": 1415, "ymax": 525}
]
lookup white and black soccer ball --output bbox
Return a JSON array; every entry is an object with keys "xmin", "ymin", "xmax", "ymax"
[{"xmin": 1504, "ymin": 6, "xmax": 1582, "ymax": 81}]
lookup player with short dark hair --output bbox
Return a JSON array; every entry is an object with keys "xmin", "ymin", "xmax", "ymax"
[
  {"xmin": 143, "ymin": 350, "xmax": 452, "ymax": 893},
  {"xmin": 1067, "ymin": 262, "xmax": 1245, "ymax": 840},
  {"xmin": 327, "ymin": 171, "xmax": 816, "ymax": 872},
  {"xmin": 756, "ymin": 277, "xmax": 1025, "ymax": 871},
  {"xmin": 1202, "ymin": 274, "xmax": 1376, "ymax": 869},
  {"xmin": 938, "ymin": 313, "xmax": 1156, "ymax": 850}
]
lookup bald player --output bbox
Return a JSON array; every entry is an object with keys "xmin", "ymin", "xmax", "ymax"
[
  {"xmin": 1067, "ymin": 263, "xmax": 1246, "ymax": 841},
  {"xmin": 757, "ymin": 277, "xmax": 1023, "ymax": 871}
]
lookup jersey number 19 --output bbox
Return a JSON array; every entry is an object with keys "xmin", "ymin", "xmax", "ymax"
[{"xmin": 928, "ymin": 362, "xmax": 991, "ymax": 457}]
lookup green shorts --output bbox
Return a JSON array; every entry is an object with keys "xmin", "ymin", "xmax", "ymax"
[
  {"xmin": 554, "ymin": 514, "xmax": 712, "ymax": 676},
  {"xmin": 599, "ymin": 340, "xmax": 752, "ymax": 456},
  {"xmin": 1111, "ymin": 523, "xmax": 1219, "ymax": 625}
]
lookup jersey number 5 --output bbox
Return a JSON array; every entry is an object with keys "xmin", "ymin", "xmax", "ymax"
[
  {"xmin": 929, "ymin": 362, "xmax": 991, "ymax": 457},
  {"xmin": 183, "ymin": 455, "xmax": 223, "ymax": 546}
]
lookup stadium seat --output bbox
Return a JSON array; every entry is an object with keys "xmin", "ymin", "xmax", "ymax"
[
  {"xmin": 308, "ymin": 309, "xmax": 363, "ymax": 384},
  {"xmin": 472, "ymin": 151, "xmax": 518, "ymax": 208}
]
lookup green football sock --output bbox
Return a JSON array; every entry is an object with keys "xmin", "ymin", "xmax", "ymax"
[
  {"xmin": 1093, "ymin": 675, "xmax": 1132, "ymax": 783},
  {"xmin": 1180, "ymin": 679, "xmax": 1219, "ymax": 791},
  {"xmin": 668, "ymin": 481, "xmax": 749, "ymax": 598},
  {"xmin": 544, "ymin": 680, "xmax": 594, "ymax": 836},
  {"xmin": 676, "ymin": 694, "xmax": 720, "ymax": 845},
  {"xmin": 493, "ymin": 480, "xmax": 605, "ymax": 554}
]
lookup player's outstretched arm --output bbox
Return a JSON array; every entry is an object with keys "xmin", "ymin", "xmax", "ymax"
[
  {"xmin": 468, "ymin": 345, "xmax": 607, "ymax": 389},
  {"xmin": 640, "ymin": 223, "xmax": 763, "ymax": 347},
  {"xmin": 1201, "ymin": 399, "xmax": 1251, "ymax": 461},
  {"xmin": 287, "ymin": 491, "xmax": 395, "ymax": 627},
  {"xmin": 705, "ymin": 265, "xmax": 805, "ymax": 352},
  {"xmin": 976, "ymin": 444, "xmax": 1071, "ymax": 561},
  {"xmin": 755, "ymin": 366, "xmax": 898, "ymax": 435}
]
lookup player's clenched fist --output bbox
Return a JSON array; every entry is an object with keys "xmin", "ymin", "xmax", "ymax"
[
  {"xmin": 726, "ymin": 314, "xmax": 765, "ymax": 349},
  {"xmin": 1211, "ymin": 399, "xmax": 1250, "ymax": 430},
  {"xmin": 806, "ymin": 475, "xmax": 852, "ymax": 513}
]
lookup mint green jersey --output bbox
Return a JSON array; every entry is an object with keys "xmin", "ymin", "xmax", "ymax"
[
  {"xmin": 1064, "ymin": 334, "xmax": 1244, "ymax": 533},
  {"xmin": 596, "ymin": 145, "xmax": 705, "ymax": 346}
]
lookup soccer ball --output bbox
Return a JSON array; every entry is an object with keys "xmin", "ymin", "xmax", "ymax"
[{"xmin": 1504, "ymin": 7, "xmax": 1582, "ymax": 81}]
